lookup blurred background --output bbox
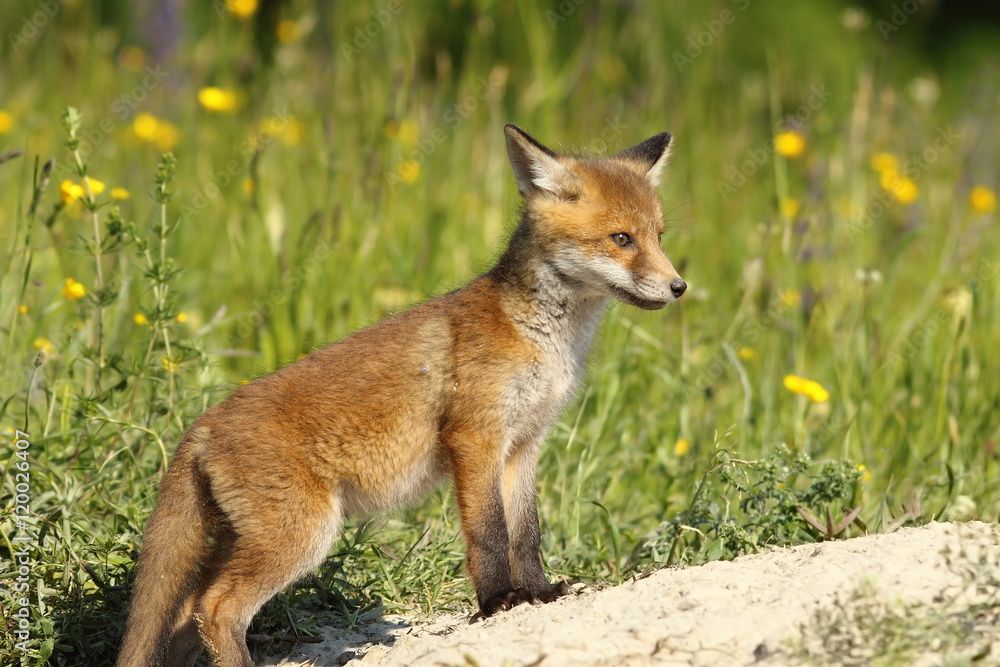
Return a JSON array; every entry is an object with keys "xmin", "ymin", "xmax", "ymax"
[
  {"xmin": 1, "ymin": 0, "xmax": 998, "ymax": 663},
  {"xmin": 1, "ymin": 0, "xmax": 998, "ymax": 354}
]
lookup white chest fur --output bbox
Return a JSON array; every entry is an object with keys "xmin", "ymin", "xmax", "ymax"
[{"xmin": 502, "ymin": 272, "xmax": 609, "ymax": 453}]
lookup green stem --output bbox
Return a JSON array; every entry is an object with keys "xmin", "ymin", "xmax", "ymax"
[{"xmin": 72, "ymin": 149, "xmax": 106, "ymax": 391}]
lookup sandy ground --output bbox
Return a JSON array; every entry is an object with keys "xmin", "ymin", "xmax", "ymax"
[{"xmin": 267, "ymin": 521, "xmax": 999, "ymax": 667}]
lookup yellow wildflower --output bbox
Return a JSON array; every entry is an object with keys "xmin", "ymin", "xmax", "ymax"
[
  {"xmin": 281, "ymin": 119, "xmax": 306, "ymax": 146},
  {"xmin": 60, "ymin": 180, "xmax": 84, "ymax": 204},
  {"xmin": 969, "ymin": 185, "xmax": 997, "ymax": 215},
  {"xmin": 111, "ymin": 187, "xmax": 131, "ymax": 200},
  {"xmin": 133, "ymin": 113, "xmax": 160, "ymax": 142},
  {"xmin": 61, "ymin": 278, "xmax": 87, "ymax": 300},
  {"xmin": 674, "ymin": 437, "xmax": 691, "ymax": 457},
  {"xmin": 737, "ymin": 347, "xmax": 756, "ymax": 361},
  {"xmin": 397, "ymin": 160, "xmax": 421, "ymax": 184},
  {"xmin": 225, "ymin": 0, "xmax": 258, "ymax": 19},
  {"xmin": 18, "ymin": 304, "xmax": 28, "ymax": 315},
  {"xmin": 239, "ymin": 378, "xmax": 251, "ymax": 385},
  {"xmin": 783, "ymin": 374, "xmax": 830, "ymax": 402},
  {"xmin": 870, "ymin": 152, "xmax": 899, "ymax": 174},
  {"xmin": 132, "ymin": 113, "xmax": 179, "ymax": 150},
  {"xmin": 176, "ymin": 312, "xmax": 188, "ymax": 323},
  {"xmin": 162, "ymin": 357, "xmax": 180, "ymax": 373},
  {"xmin": 0, "ymin": 109, "xmax": 13, "ymax": 134},
  {"xmin": 780, "ymin": 288, "xmax": 801, "ymax": 308},
  {"xmin": 134, "ymin": 313, "xmax": 148, "ymax": 326},
  {"xmin": 198, "ymin": 87, "xmax": 240, "ymax": 113},
  {"xmin": 398, "ymin": 119, "xmax": 419, "ymax": 147},
  {"xmin": 33, "ymin": 338, "xmax": 54, "ymax": 354},
  {"xmin": 875, "ymin": 158, "xmax": 919, "ymax": 205},
  {"xmin": 154, "ymin": 121, "xmax": 179, "ymax": 151},
  {"xmin": 774, "ymin": 130, "xmax": 806, "ymax": 158},
  {"xmin": 84, "ymin": 178, "xmax": 106, "ymax": 196},
  {"xmin": 260, "ymin": 116, "xmax": 305, "ymax": 146},
  {"xmin": 277, "ymin": 19, "xmax": 300, "ymax": 43},
  {"xmin": 780, "ymin": 197, "xmax": 801, "ymax": 219},
  {"xmin": 61, "ymin": 178, "xmax": 106, "ymax": 204},
  {"xmin": 783, "ymin": 374, "xmax": 807, "ymax": 394},
  {"xmin": 242, "ymin": 178, "xmax": 256, "ymax": 195},
  {"xmin": 856, "ymin": 464, "xmax": 871, "ymax": 482},
  {"xmin": 804, "ymin": 383, "xmax": 829, "ymax": 402},
  {"xmin": 888, "ymin": 176, "xmax": 918, "ymax": 205},
  {"xmin": 877, "ymin": 168, "xmax": 898, "ymax": 191}
]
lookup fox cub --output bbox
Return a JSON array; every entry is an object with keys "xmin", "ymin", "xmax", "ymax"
[{"xmin": 117, "ymin": 125, "xmax": 686, "ymax": 667}]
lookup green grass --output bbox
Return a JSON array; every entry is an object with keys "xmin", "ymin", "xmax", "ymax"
[{"xmin": 1, "ymin": 1, "xmax": 999, "ymax": 664}]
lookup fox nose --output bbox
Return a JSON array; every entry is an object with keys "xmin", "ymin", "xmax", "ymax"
[{"xmin": 670, "ymin": 278, "xmax": 687, "ymax": 298}]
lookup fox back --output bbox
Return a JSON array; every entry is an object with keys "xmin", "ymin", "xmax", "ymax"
[{"xmin": 117, "ymin": 124, "xmax": 686, "ymax": 667}]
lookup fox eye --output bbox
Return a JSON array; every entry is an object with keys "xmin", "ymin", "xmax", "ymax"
[{"xmin": 611, "ymin": 232, "xmax": 632, "ymax": 247}]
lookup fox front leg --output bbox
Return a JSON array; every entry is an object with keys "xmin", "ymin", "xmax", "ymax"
[
  {"xmin": 502, "ymin": 439, "xmax": 572, "ymax": 603},
  {"xmin": 447, "ymin": 430, "xmax": 539, "ymax": 621},
  {"xmin": 451, "ymin": 448, "xmax": 518, "ymax": 619}
]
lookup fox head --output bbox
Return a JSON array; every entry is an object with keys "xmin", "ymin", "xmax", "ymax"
[{"xmin": 504, "ymin": 124, "xmax": 686, "ymax": 310}]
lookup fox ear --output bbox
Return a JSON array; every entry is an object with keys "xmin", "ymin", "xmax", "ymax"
[
  {"xmin": 617, "ymin": 132, "xmax": 672, "ymax": 187},
  {"xmin": 504, "ymin": 124, "xmax": 577, "ymax": 199}
]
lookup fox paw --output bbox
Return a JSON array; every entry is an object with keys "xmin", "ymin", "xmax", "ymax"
[
  {"xmin": 470, "ymin": 581, "xmax": 574, "ymax": 623},
  {"xmin": 529, "ymin": 579, "xmax": 573, "ymax": 603}
]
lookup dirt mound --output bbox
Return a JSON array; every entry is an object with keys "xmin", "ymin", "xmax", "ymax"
[{"xmin": 268, "ymin": 521, "xmax": 999, "ymax": 666}]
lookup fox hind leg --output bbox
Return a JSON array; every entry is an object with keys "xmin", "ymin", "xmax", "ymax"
[
  {"xmin": 192, "ymin": 504, "xmax": 342, "ymax": 667},
  {"xmin": 160, "ymin": 595, "xmax": 206, "ymax": 667},
  {"xmin": 159, "ymin": 523, "xmax": 238, "ymax": 667}
]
